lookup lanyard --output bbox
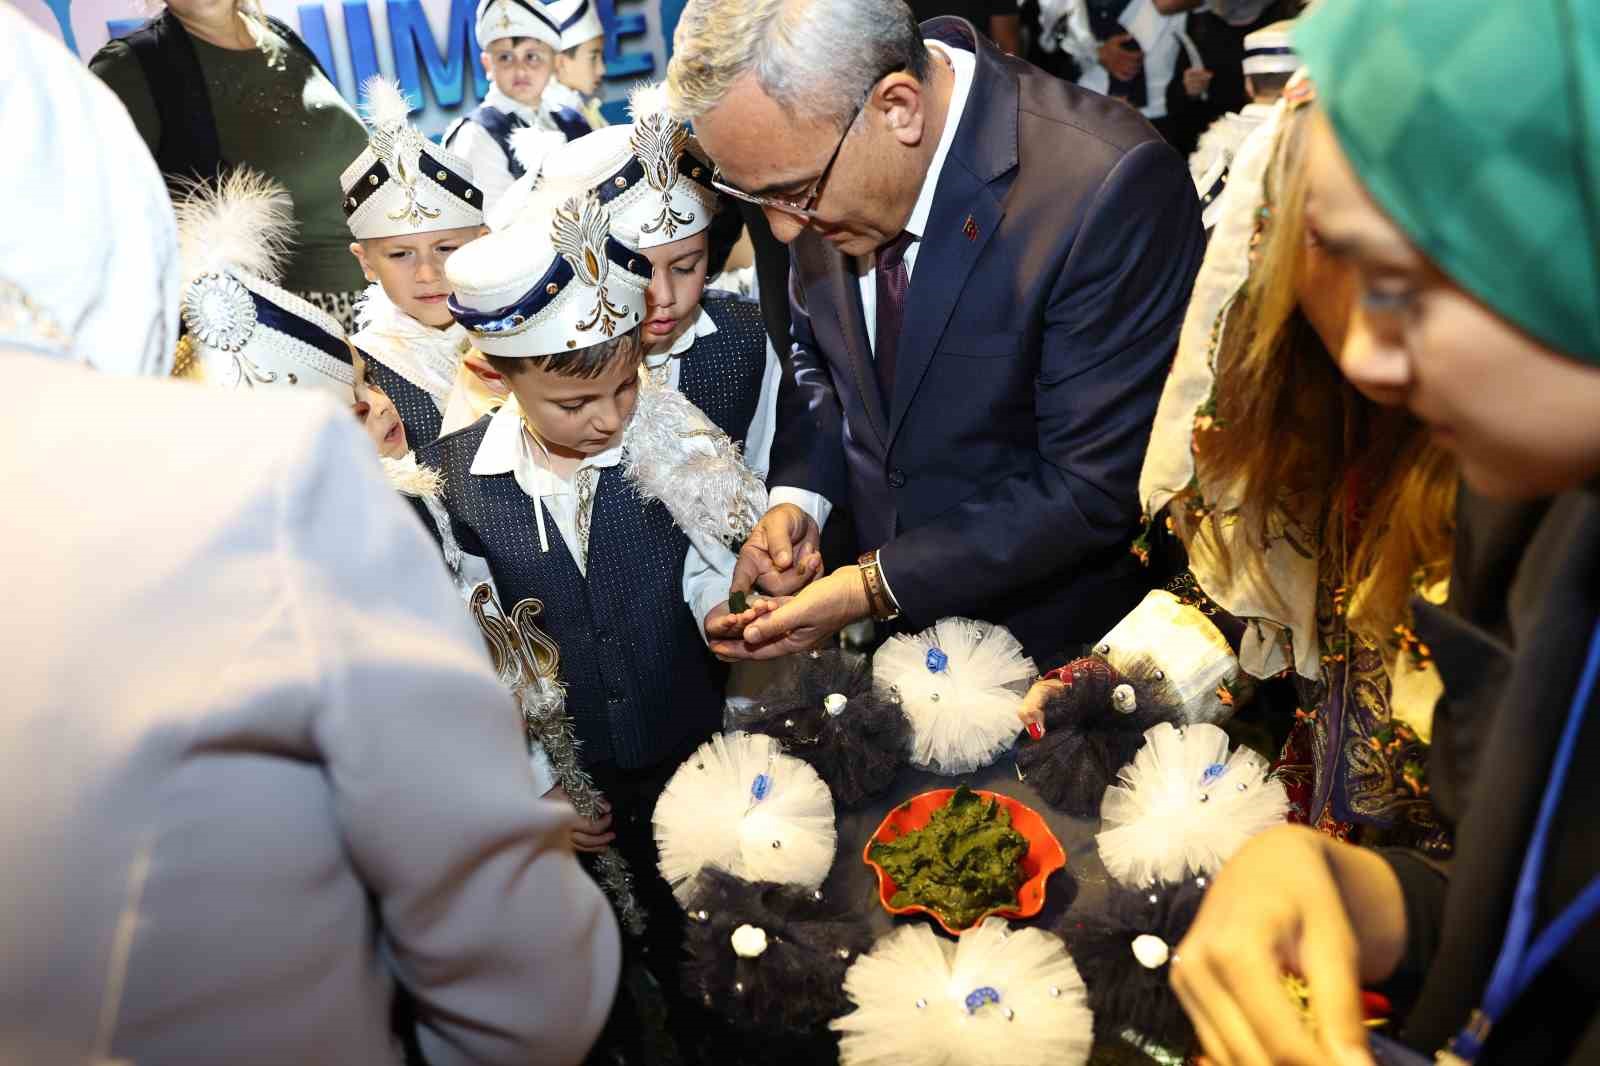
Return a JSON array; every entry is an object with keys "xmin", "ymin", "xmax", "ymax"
[{"xmin": 1445, "ymin": 617, "xmax": 1600, "ymax": 1063}]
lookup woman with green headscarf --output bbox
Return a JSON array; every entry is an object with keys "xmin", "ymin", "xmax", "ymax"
[{"xmin": 1165, "ymin": 2, "xmax": 1600, "ymax": 1065}]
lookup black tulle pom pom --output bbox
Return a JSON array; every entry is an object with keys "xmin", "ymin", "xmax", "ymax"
[
  {"xmin": 1014, "ymin": 655, "xmax": 1184, "ymax": 817},
  {"xmin": 681, "ymin": 866, "xmax": 874, "ymax": 1033},
  {"xmin": 1058, "ymin": 877, "xmax": 1209, "ymax": 1054},
  {"xmin": 734, "ymin": 649, "xmax": 910, "ymax": 809}
]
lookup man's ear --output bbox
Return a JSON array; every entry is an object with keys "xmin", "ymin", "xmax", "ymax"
[
  {"xmin": 875, "ymin": 74, "xmax": 928, "ymax": 149},
  {"xmin": 349, "ymin": 241, "xmax": 377, "ymax": 283}
]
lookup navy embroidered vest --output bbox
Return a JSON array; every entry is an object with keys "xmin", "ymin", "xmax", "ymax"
[
  {"xmin": 549, "ymin": 106, "xmax": 593, "ymax": 142},
  {"xmin": 445, "ymin": 105, "xmax": 527, "ymax": 179},
  {"xmin": 414, "ymin": 331, "xmax": 769, "ymax": 769},
  {"xmin": 358, "ymin": 347, "xmax": 444, "ymax": 448},
  {"xmin": 683, "ymin": 290, "xmax": 767, "ymax": 446},
  {"xmin": 420, "ymin": 425, "xmax": 722, "ymax": 769}
]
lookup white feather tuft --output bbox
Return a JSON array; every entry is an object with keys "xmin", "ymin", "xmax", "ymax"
[
  {"xmin": 831, "ymin": 919, "xmax": 1094, "ymax": 1066},
  {"xmin": 873, "ymin": 617, "xmax": 1035, "ymax": 774},
  {"xmin": 653, "ymin": 732, "xmax": 837, "ymax": 904},
  {"xmin": 1096, "ymin": 722, "xmax": 1289, "ymax": 886},
  {"xmin": 626, "ymin": 80, "xmax": 672, "ymax": 125},
  {"xmin": 622, "ymin": 375, "xmax": 768, "ymax": 559},
  {"xmin": 510, "ymin": 127, "xmax": 568, "ymax": 173},
  {"xmin": 174, "ymin": 167, "xmax": 295, "ymax": 286},
  {"xmin": 360, "ymin": 76, "xmax": 413, "ymax": 131},
  {"xmin": 381, "ymin": 454, "xmax": 444, "ymax": 499}
]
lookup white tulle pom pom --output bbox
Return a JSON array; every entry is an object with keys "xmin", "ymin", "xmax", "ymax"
[
  {"xmin": 653, "ymin": 732, "xmax": 837, "ymax": 905},
  {"xmin": 831, "ymin": 918, "xmax": 1093, "ymax": 1066},
  {"xmin": 1096, "ymin": 722, "xmax": 1288, "ymax": 886},
  {"xmin": 873, "ymin": 617, "xmax": 1036, "ymax": 774}
]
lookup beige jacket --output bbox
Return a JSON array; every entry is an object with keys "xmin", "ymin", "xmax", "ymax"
[{"xmin": 0, "ymin": 355, "xmax": 618, "ymax": 1065}]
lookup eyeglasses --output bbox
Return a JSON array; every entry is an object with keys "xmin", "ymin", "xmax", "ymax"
[{"xmin": 710, "ymin": 65, "xmax": 903, "ymax": 221}]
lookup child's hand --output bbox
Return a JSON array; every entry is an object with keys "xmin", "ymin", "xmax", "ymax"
[
  {"xmin": 704, "ymin": 595, "xmax": 788, "ymax": 648},
  {"xmin": 544, "ymin": 785, "xmax": 615, "ymax": 852}
]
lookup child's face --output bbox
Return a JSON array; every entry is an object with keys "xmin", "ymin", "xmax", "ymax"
[
  {"xmin": 481, "ymin": 37, "xmax": 555, "ymax": 107},
  {"xmin": 509, "ymin": 345, "xmax": 642, "ymax": 459},
  {"xmin": 642, "ymin": 231, "xmax": 709, "ymax": 348},
  {"xmin": 554, "ymin": 37, "xmax": 605, "ymax": 96},
  {"xmin": 353, "ymin": 383, "xmax": 409, "ymax": 459},
  {"xmin": 350, "ymin": 226, "xmax": 484, "ymax": 328}
]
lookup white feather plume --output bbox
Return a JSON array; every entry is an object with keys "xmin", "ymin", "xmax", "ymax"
[
  {"xmin": 831, "ymin": 918, "xmax": 1094, "ymax": 1066},
  {"xmin": 174, "ymin": 167, "xmax": 295, "ymax": 286},
  {"xmin": 360, "ymin": 75, "xmax": 413, "ymax": 131},
  {"xmin": 653, "ymin": 732, "xmax": 837, "ymax": 905},
  {"xmin": 626, "ymin": 80, "xmax": 672, "ymax": 124},
  {"xmin": 1097, "ymin": 722, "xmax": 1289, "ymax": 886},
  {"xmin": 622, "ymin": 374, "xmax": 768, "ymax": 556},
  {"xmin": 872, "ymin": 617, "xmax": 1035, "ymax": 775},
  {"xmin": 511, "ymin": 126, "xmax": 568, "ymax": 173},
  {"xmin": 381, "ymin": 453, "xmax": 444, "ymax": 499}
]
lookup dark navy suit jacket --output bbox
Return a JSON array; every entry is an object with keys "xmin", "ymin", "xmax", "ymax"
[{"xmin": 770, "ymin": 17, "xmax": 1205, "ymax": 664}]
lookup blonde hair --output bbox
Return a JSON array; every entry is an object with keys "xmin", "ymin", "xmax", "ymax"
[
  {"xmin": 665, "ymin": 0, "xmax": 927, "ymax": 125},
  {"xmin": 1173, "ymin": 103, "xmax": 1456, "ymax": 647}
]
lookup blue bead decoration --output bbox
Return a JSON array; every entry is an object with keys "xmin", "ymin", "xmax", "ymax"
[
  {"xmin": 925, "ymin": 647, "xmax": 949, "ymax": 674},
  {"xmin": 964, "ymin": 986, "xmax": 1001, "ymax": 1014},
  {"xmin": 1201, "ymin": 762, "xmax": 1226, "ymax": 785},
  {"xmin": 750, "ymin": 773, "xmax": 771, "ymax": 803}
]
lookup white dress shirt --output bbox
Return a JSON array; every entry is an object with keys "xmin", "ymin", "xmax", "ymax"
[
  {"xmin": 767, "ymin": 39, "xmax": 974, "ymax": 591},
  {"xmin": 447, "ymin": 85, "xmax": 547, "ymax": 215}
]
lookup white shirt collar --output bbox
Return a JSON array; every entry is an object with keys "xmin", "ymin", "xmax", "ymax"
[
  {"xmin": 904, "ymin": 40, "xmax": 977, "ymax": 242},
  {"xmin": 470, "ymin": 394, "xmax": 623, "ymax": 500},
  {"xmin": 642, "ymin": 304, "xmax": 718, "ymax": 372},
  {"xmin": 485, "ymin": 84, "xmax": 538, "ymax": 124}
]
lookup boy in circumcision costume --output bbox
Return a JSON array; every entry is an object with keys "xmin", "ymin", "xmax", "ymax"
[
  {"xmin": 341, "ymin": 78, "xmax": 497, "ymax": 449},
  {"xmin": 490, "ymin": 82, "xmax": 779, "ymax": 513},
  {"xmin": 539, "ymin": 0, "xmax": 609, "ymax": 136},
  {"xmin": 413, "ymin": 181, "xmax": 768, "ymax": 865},
  {"xmin": 446, "ymin": 0, "xmax": 568, "ymax": 215}
]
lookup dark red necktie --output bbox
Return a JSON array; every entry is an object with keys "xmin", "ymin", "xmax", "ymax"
[{"xmin": 874, "ymin": 230, "xmax": 918, "ymax": 408}]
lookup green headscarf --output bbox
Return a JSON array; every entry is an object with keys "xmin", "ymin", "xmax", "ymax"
[{"xmin": 1296, "ymin": 0, "xmax": 1600, "ymax": 365}]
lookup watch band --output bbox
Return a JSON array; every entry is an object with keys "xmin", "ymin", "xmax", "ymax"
[{"xmin": 857, "ymin": 550, "xmax": 901, "ymax": 621}]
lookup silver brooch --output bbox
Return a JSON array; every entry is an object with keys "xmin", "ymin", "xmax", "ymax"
[{"xmin": 182, "ymin": 272, "xmax": 257, "ymax": 353}]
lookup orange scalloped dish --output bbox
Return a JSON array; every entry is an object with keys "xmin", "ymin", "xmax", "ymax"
[{"xmin": 864, "ymin": 788, "xmax": 1066, "ymax": 936}]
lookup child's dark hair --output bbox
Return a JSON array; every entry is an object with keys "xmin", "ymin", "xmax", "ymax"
[
  {"xmin": 484, "ymin": 330, "xmax": 642, "ymax": 380},
  {"xmin": 704, "ymin": 199, "xmax": 745, "ymax": 281}
]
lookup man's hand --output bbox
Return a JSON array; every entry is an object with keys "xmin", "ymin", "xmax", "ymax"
[
  {"xmin": 708, "ymin": 565, "xmax": 869, "ymax": 661},
  {"xmin": 543, "ymin": 785, "xmax": 615, "ymax": 853},
  {"xmin": 730, "ymin": 503, "xmax": 823, "ymax": 597},
  {"xmin": 1169, "ymin": 825, "xmax": 1406, "ymax": 1066},
  {"xmin": 1099, "ymin": 33, "xmax": 1143, "ymax": 82},
  {"xmin": 1183, "ymin": 66, "xmax": 1214, "ymax": 98}
]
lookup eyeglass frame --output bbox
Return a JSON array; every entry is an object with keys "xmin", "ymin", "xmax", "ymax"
[{"xmin": 709, "ymin": 63, "xmax": 905, "ymax": 221}]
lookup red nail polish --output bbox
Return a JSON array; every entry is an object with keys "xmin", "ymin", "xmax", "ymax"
[{"xmin": 1027, "ymin": 721, "xmax": 1045, "ymax": 740}]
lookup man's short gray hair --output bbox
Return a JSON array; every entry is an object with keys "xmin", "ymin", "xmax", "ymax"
[{"xmin": 667, "ymin": 0, "xmax": 930, "ymax": 127}]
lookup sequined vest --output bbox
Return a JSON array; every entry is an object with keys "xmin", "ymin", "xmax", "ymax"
[
  {"xmin": 358, "ymin": 347, "xmax": 443, "ymax": 448},
  {"xmin": 417, "ymin": 326, "xmax": 765, "ymax": 769}
]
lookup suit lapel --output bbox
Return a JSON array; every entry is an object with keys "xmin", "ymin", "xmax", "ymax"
[
  {"xmin": 888, "ymin": 171, "xmax": 1001, "ymax": 444},
  {"xmin": 886, "ymin": 19, "xmax": 1018, "ymax": 447}
]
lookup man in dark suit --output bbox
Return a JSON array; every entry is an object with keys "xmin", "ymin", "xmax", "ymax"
[{"xmin": 669, "ymin": 0, "xmax": 1204, "ymax": 664}]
